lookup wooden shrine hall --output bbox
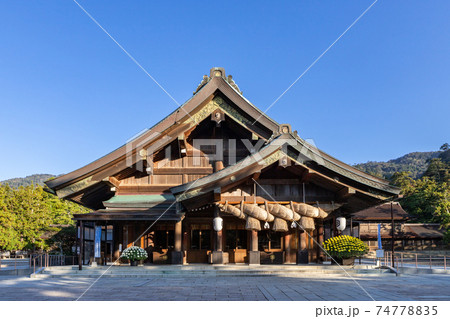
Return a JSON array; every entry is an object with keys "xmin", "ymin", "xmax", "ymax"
[{"xmin": 45, "ymin": 67, "xmax": 400, "ymax": 267}]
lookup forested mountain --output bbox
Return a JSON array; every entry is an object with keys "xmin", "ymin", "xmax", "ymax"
[
  {"xmin": 354, "ymin": 151, "xmax": 440, "ymax": 179},
  {"xmin": 1, "ymin": 174, "xmax": 56, "ymax": 188}
]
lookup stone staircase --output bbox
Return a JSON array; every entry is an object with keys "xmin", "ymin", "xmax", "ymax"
[{"xmin": 33, "ymin": 264, "xmax": 394, "ymax": 278}]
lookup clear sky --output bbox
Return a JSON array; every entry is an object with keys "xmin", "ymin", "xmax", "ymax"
[{"xmin": 0, "ymin": 1, "xmax": 449, "ymax": 180}]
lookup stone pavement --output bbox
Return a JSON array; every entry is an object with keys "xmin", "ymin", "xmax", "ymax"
[{"xmin": 0, "ymin": 274, "xmax": 449, "ymax": 301}]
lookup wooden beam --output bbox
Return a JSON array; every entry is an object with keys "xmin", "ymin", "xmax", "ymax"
[
  {"xmin": 117, "ymin": 184, "xmax": 178, "ymax": 194},
  {"xmin": 278, "ymin": 155, "xmax": 291, "ymax": 168},
  {"xmin": 299, "ymin": 168, "xmax": 312, "ymax": 183},
  {"xmin": 252, "ymin": 171, "xmax": 261, "ymax": 181},
  {"xmin": 56, "ymin": 176, "xmax": 96, "ymax": 198},
  {"xmin": 177, "ymin": 134, "xmax": 186, "ymax": 157},
  {"xmin": 102, "ymin": 176, "xmax": 121, "ymax": 188},
  {"xmin": 213, "ymin": 187, "xmax": 221, "ymax": 201},
  {"xmin": 152, "ymin": 167, "xmax": 213, "ymax": 175},
  {"xmin": 247, "ymin": 178, "xmax": 301, "ymax": 185},
  {"xmin": 219, "ymin": 197, "xmax": 345, "ymax": 211},
  {"xmin": 221, "ymin": 195, "xmax": 267, "ymax": 203},
  {"xmin": 337, "ymin": 186, "xmax": 356, "ymax": 199},
  {"xmin": 145, "ymin": 155, "xmax": 154, "ymax": 174}
]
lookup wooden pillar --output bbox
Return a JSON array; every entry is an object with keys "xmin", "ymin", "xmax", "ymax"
[
  {"xmin": 211, "ymin": 207, "xmax": 225, "ymax": 264},
  {"xmin": 284, "ymin": 233, "xmax": 291, "ymax": 263},
  {"xmin": 251, "ymin": 230, "xmax": 258, "ymax": 252},
  {"xmin": 299, "ymin": 231, "xmax": 307, "ymax": 250},
  {"xmin": 297, "ymin": 230, "xmax": 308, "ymax": 264},
  {"xmin": 171, "ymin": 219, "xmax": 183, "ymax": 264},
  {"xmin": 248, "ymin": 230, "xmax": 260, "ymax": 264},
  {"xmin": 316, "ymin": 223, "xmax": 324, "ymax": 263},
  {"xmin": 175, "ymin": 220, "xmax": 182, "ymax": 252},
  {"xmin": 132, "ymin": 223, "xmax": 138, "ymax": 247},
  {"xmin": 215, "ymin": 223, "xmax": 223, "ymax": 252},
  {"xmin": 182, "ymin": 229, "xmax": 188, "ymax": 264},
  {"xmin": 215, "ymin": 160, "xmax": 224, "ymax": 172},
  {"xmin": 213, "ymin": 206, "xmax": 223, "ymax": 252},
  {"xmin": 332, "ymin": 214, "xmax": 339, "ymax": 236},
  {"xmin": 113, "ymin": 222, "xmax": 123, "ymax": 260},
  {"xmin": 78, "ymin": 220, "xmax": 84, "ymax": 270},
  {"xmin": 350, "ymin": 217, "xmax": 354, "ymax": 236}
]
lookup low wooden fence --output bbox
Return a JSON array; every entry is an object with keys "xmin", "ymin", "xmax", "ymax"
[
  {"xmin": 29, "ymin": 254, "xmax": 78, "ymax": 274},
  {"xmin": 0, "ymin": 254, "xmax": 77, "ymax": 275}
]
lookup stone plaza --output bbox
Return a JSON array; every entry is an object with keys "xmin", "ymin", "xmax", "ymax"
[{"xmin": 0, "ymin": 273, "xmax": 449, "ymax": 301}]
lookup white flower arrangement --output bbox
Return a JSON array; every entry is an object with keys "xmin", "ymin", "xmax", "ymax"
[{"xmin": 120, "ymin": 246, "xmax": 148, "ymax": 261}]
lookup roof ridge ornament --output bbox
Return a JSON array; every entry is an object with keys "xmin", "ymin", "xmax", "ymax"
[
  {"xmin": 193, "ymin": 67, "xmax": 242, "ymax": 95},
  {"xmin": 226, "ymin": 74, "xmax": 242, "ymax": 94},
  {"xmin": 278, "ymin": 124, "xmax": 292, "ymax": 135},
  {"xmin": 193, "ymin": 74, "xmax": 210, "ymax": 94}
]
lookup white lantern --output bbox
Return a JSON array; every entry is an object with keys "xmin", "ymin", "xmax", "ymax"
[
  {"xmin": 213, "ymin": 217, "xmax": 223, "ymax": 232},
  {"xmin": 336, "ymin": 217, "xmax": 346, "ymax": 231}
]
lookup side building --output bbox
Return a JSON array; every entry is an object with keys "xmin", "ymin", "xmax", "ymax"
[
  {"xmin": 352, "ymin": 202, "xmax": 445, "ymax": 251},
  {"xmin": 45, "ymin": 67, "xmax": 400, "ymax": 266}
]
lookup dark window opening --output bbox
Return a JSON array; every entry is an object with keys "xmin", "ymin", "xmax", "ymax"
[
  {"xmin": 153, "ymin": 230, "xmax": 174, "ymax": 250},
  {"xmin": 258, "ymin": 231, "xmax": 282, "ymax": 251},
  {"xmin": 226, "ymin": 230, "xmax": 247, "ymax": 250},
  {"xmin": 191, "ymin": 229, "xmax": 211, "ymax": 250}
]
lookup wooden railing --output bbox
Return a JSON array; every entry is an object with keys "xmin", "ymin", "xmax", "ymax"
[
  {"xmin": 0, "ymin": 256, "xmax": 29, "ymax": 271},
  {"xmin": 29, "ymin": 254, "xmax": 77, "ymax": 275}
]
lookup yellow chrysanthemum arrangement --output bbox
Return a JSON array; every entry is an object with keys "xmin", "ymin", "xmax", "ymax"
[{"xmin": 323, "ymin": 235, "xmax": 368, "ymax": 259}]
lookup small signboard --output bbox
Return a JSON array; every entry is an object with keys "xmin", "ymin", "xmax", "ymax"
[{"xmin": 376, "ymin": 249, "xmax": 384, "ymax": 258}]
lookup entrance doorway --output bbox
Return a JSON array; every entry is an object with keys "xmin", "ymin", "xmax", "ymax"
[
  {"xmin": 187, "ymin": 224, "xmax": 211, "ymax": 263},
  {"xmin": 141, "ymin": 223, "xmax": 175, "ymax": 264},
  {"xmin": 225, "ymin": 225, "xmax": 248, "ymax": 263},
  {"xmin": 259, "ymin": 230, "xmax": 284, "ymax": 264}
]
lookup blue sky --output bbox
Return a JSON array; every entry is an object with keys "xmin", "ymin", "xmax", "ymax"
[{"xmin": 0, "ymin": 1, "xmax": 449, "ymax": 180}]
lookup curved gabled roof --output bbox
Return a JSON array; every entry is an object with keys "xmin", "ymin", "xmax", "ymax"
[
  {"xmin": 170, "ymin": 133, "xmax": 400, "ymax": 203},
  {"xmin": 46, "ymin": 67, "xmax": 399, "ymax": 211},
  {"xmin": 45, "ymin": 69, "xmax": 280, "ymax": 194}
]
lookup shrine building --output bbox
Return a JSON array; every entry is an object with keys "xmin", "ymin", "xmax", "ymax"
[{"xmin": 45, "ymin": 67, "xmax": 400, "ymax": 266}]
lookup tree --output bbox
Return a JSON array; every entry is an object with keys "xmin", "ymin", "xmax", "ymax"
[
  {"xmin": 440, "ymin": 143, "xmax": 449, "ymax": 151},
  {"xmin": 390, "ymin": 171, "xmax": 415, "ymax": 194},
  {"xmin": 0, "ymin": 184, "xmax": 22, "ymax": 250},
  {"xmin": 423, "ymin": 158, "xmax": 450, "ymax": 184},
  {"xmin": 0, "ymin": 183, "xmax": 88, "ymax": 252},
  {"xmin": 391, "ymin": 162, "xmax": 450, "ymax": 244},
  {"xmin": 400, "ymin": 177, "xmax": 449, "ymax": 224},
  {"xmin": 47, "ymin": 226, "xmax": 77, "ymax": 255}
]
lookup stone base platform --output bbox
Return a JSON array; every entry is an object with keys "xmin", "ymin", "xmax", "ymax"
[{"xmin": 33, "ymin": 264, "xmax": 395, "ymax": 278}]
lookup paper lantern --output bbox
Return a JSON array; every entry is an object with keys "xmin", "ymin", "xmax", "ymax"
[
  {"xmin": 213, "ymin": 217, "xmax": 223, "ymax": 232},
  {"xmin": 336, "ymin": 217, "xmax": 346, "ymax": 231}
]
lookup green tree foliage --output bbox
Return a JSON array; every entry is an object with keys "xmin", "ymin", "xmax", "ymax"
[
  {"xmin": 46, "ymin": 226, "xmax": 77, "ymax": 255},
  {"xmin": 0, "ymin": 183, "xmax": 88, "ymax": 252},
  {"xmin": 397, "ymin": 177, "xmax": 449, "ymax": 224},
  {"xmin": 423, "ymin": 158, "xmax": 450, "ymax": 184},
  {"xmin": 390, "ymin": 171, "xmax": 415, "ymax": 193},
  {"xmin": 391, "ymin": 159, "xmax": 450, "ymax": 243}
]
